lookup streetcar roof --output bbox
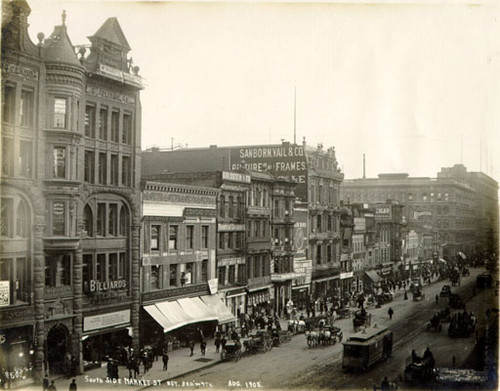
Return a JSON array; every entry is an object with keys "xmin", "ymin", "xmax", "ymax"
[{"xmin": 343, "ymin": 327, "xmax": 391, "ymax": 345}]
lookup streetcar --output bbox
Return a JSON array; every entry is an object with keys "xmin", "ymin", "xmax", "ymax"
[{"xmin": 342, "ymin": 326, "xmax": 393, "ymax": 371}]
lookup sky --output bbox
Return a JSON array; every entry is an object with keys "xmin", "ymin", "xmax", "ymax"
[{"xmin": 25, "ymin": 0, "xmax": 500, "ymax": 181}]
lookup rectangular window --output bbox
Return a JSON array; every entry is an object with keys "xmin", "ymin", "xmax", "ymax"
[
  {"xmin": 110, "ymin": 154, "xmax": 118, "ymax": 185},
  {"xmin": 96, "ymin": 254, "xmax": 105, "ymax": 281},
  {"xmin": 228, "ymin": 265, "xmax": 236, "ymax": 284},
  {"xmin": 84, "ymin": 151, "xmax": 95, "ymax": 183},
  {"xmin": 82, "ymin": 254, "xmax": 92, "ymax": 293},
  {"xmin": 227, "ymin": 232, "xmax": 233, "ymax": 249},
  {"xmin": 316, "ymin": 245, "xmax": 322, "ymax": 265},
  {"xmin": 52, "ymin": 202, "xmax": 66, "ymax": 236},
  {"xmin": 151, "ymin": 225, "xmax": 161, "ymax": 251},
  {"xmin": 122, "ymin": 113, "xmax": 132, "ymax": 144},
  {"xmin": 169, "ymin": 264, "xmax": 177, "ymax": 286},
  {"xmin": 85, "ymin": 105, "xmax": 96, "ymax": 138},
  {"xmin": 98, "ymin": 107, "xmax": 108, "ymax": 140},
  {"xmin": 2, "ymin": 138, "xmax": 14, "ymax": 176},
  {"xmin": 45, "ymin": 254, "xmax": 71, "ymax": 287},
  {"xmin": 218, "ymin": 266, "xmax": 226, "ymax": 286},
  {"xmin": 20, "ymin": 89, "xmax": 34, "ymax": 127},
  {"xmin": 111, "ymin": 110, "xmax": 119, "ymax": 142},
  {"xmin": 186, "ymin": 226, "xmax": 194, "ymax": 249},
  {"xmin": 2, "ymin": 85, "xmax": 15, "ymax": 123},
  {"xmin": 202, "ymin": 225, "xmax": 209, "ymax": 248},
  {"xmin": 19, "ymin": 140, "xmax": 33, "ymax": 177},
  {"xmin": 168, "ymin": 225, "xmax": 178, "ymax": 250},
  {"xmin": 219, "ymin": 232, "xmax": 225, "ymax": 250},
  {"xmin": 254, "ymin": 257, "xmax": 261, "ymax": 278},
  {"xmin": 98, "ymin": 153, "xmax": 107, "ymax": 184},
  {"xmin": 54, "ymin": 98, "xmax": 67, "ymax": 128},
  {"xmin": 317, "ymin": 215, "xmax": 322, "ymax": 232},
  {"xmin": 121, "ymin": 156, "xmax": 130, "ymax": 187},
  {"xmin": 220, "ymin": 195, "xmax": 225, "ymax": 218},
  {"xmin": 96, "ymin": 203, "xmax": 106, "ymax": 236},
  {"xmin": 261, "ymin": 256, "xmax": 267, "ymax": 277},
  {"xmin": 53, "ymin": 147, "xmax": 66, "ymax": 179},
  {"xmin": 201, "ymin": 260, "xmax": 208, "ymax": 282},
  {"xmin": 237, "ymin": 264, "xmax": 245, "ymax": 283},
  {"xmin": 327, "ymin": 245, "xmax": 332, "ymax": 263},
  {"xmin": 108, "ymin": 253, "xmax": 118, "ymax": 281},
  {"xmin": 150, "ymin": 265, "xmax": 160, "ymax": 290},
  {"xmin": 327, "ymin": 215, "xmax": 332, "ymax": 231}
]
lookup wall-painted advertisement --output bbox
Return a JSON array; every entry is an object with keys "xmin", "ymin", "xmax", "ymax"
[{"xmin": 229, "ymin": 144, "xmax": 308, "ymax": 200}]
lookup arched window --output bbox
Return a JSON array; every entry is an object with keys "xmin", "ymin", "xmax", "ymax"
[
  {"xmin": 83, "ymin": 205, "xmax": 93, "ymax": 237},
  {"xmin": 119, "ymin": 205, "xmax": 129, "ymax": 236},
  {"xmin": 16, "ymin": 200, "xmax": 28, "ymax": 237}
]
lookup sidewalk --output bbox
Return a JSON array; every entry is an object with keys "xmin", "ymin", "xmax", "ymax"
[{"xmin": 29, "ymin": 319, "xmax": 291, "ymax": 391}]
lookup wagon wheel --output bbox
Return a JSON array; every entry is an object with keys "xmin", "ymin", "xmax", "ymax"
[{"xmin": 332, "ymin": 336, "xmax": 337, "ymax": 345}]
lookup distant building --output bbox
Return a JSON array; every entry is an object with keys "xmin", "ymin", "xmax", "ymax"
[{"xmin": 340, "ymin": 165, "xmax": 499, "ymax": 261}]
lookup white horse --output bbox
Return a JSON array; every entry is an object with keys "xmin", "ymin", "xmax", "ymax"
[{"xmin": 305, "ymin": 331, "xmax": 319, "ymax": 347}]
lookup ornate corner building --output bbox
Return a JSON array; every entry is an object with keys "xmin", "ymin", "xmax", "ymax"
[{"xmin": 1, "ymin": 1, "xmax": 143, "ymax": 386}]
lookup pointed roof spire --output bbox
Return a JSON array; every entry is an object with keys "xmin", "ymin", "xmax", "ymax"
[
  {"xmin": 89, "ymin": 17, "xmax": 131, "ymax": 51},
  {"xmin": 44, "ymin": 11, "xmax": 81, "ymax": 67}
]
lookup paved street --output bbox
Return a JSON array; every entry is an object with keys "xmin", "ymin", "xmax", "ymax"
[{"xmin": 22, "ymin": 267, "xmax": 496, "ymax": 391}]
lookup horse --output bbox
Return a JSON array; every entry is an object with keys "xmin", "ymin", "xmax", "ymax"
[
  {"xmin": 319, "ymin": 330, "xmax": 333, "ymax": 346},
  {"xmin": 305, "ymin": 331, "xmax": 319, "ymax": 347}
]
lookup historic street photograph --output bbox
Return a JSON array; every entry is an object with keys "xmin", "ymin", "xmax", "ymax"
[{"xmin": 1, "ymin": 0, "xmax": 499, "ymax": 390}]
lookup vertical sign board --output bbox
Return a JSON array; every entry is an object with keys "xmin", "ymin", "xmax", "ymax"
[
  {"xmin": 229, "ymin": 144, "xmax": 308, "ymax": 201},
  {"xmin": 0, "ymin": 281, "xmax": 9, "ymax": 306}
]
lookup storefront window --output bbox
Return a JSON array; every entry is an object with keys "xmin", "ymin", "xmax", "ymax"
[
  {"xmin": 201, "ymin": 260, "xmax": 208, "ymax": 282},
  {"xmin": 186, "ymin": 226, "xmax": 194, "ymax": 249}
]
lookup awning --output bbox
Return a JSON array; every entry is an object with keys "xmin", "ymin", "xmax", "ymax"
[
  {"xmin": 144, "ymin": 296, "xmax": 219, "ymax": 334},
  {"xmin": 365, "ymin": 270, "xmax": 382, "ymax": 283},
  {"xmin": 200, "ymin": 294, "xmax": 237, "ymax": 325}
]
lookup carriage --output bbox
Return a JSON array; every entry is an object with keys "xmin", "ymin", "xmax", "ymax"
[
  {"xmin": 426, "ymin": 314, "xmax": 443, "ymax": 332},
  {"xmin": 448, "ymin": 312, "xmax": 476, "ymax": 338},
  {"xmin": 412, "ymin": 285, "xmax": 425, "ymax": 301},
  {"xmin": 243, "ymin": 330, "xmax": 273, "ymax": 354},
  {"xmin": 271, "ymin": 329, "xmax": 291, "ymax": 346},
  {"xmin": 220, "ymin": 340, "xmax": 242, "ymax": 362},
  {"xmin": 436, "ymin": 308, "xmax": 451, "ymax": 323}
]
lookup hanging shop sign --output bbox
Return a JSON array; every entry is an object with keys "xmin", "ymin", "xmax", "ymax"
[
  {"xmin": 208, "ymin": 278, "xmax": 218, "ymax": 294},
  {"xmin": 0, "ymin": 281, "xmax": 10, "ymax": 306}
]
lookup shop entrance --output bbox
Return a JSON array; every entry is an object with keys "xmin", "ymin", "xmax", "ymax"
[{"xmin": 46, "ymin": 325, "xmax": 68, "ymax": 375}]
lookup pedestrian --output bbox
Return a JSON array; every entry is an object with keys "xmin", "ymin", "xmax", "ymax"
[
  {"xmin": 48, "ymin": 380, "xmax": 57, "ymax": 391},
  {"xmin": 435, "ymin": 294, "xmax": 439, "ymax": 304},
  {"xmin": 69, "ymin": 379, "xmax": 77, "ymax": 391},
  {"xmin": 200, "ymin": 339, "xmax": 206, "ymax": 356},
  {"xmin": 189, "ymin": 339, "xmax": 195, "ymax": 357},
  {"xmin": 404, "ymin": 291, "xmax": 408, "ymax": 300},
  {"xmin": 214, "ymin": 334, "xmax": 221, "ymax": 353},
  {"xmin": 162, "ymin": 352, "xmax": 169, "ymax": 371},
  {"xmin": 388, "ymin": 307, "xmax": 394, "ymax": 320},
  {"xmin": 43, "ymin": 374, "xmax": 49, "ymax": 391},
  {"xmin": 221, "ymin": 335, "xmax": 227, "ymax": 351},
  {"xmin": 381, "ymin": 376, "xmax": 390, "ymax": 391}
]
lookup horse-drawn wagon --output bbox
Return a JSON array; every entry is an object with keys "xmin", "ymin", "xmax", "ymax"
[
  {"xmin": 243, "ymin": 330, "xmax": 273, "ymax": 354},
  {"xmin": 221, "ymin": 340, "xmax": 242, "ymax": 362}
]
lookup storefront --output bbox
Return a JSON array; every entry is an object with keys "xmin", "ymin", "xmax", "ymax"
[
  {"xmin": 0, "ymin": 326, "xmax": 35, "ymax": 389},
  {"xmin": 364, "ymin": 270, "xmax": 382, "ymax": 293},
  {"xmin": 246, "ymin": 288, "xmax": 271, "ymax": 315},
  {"xmin": 81, "ymin": 309, "xmax": 132, "ymax": 370},
  {"xmin": 224, "ymin": 288, "xmax": 246, "ymax": 327},
  {"xmin": 291, "ymin": 285, "xmax": 309, "ymax": 311}
]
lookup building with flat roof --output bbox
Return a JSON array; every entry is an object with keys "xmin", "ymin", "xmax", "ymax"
[{"xmin": 340, "ymin": 165, "xmax": 499, "ymax": 261}]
